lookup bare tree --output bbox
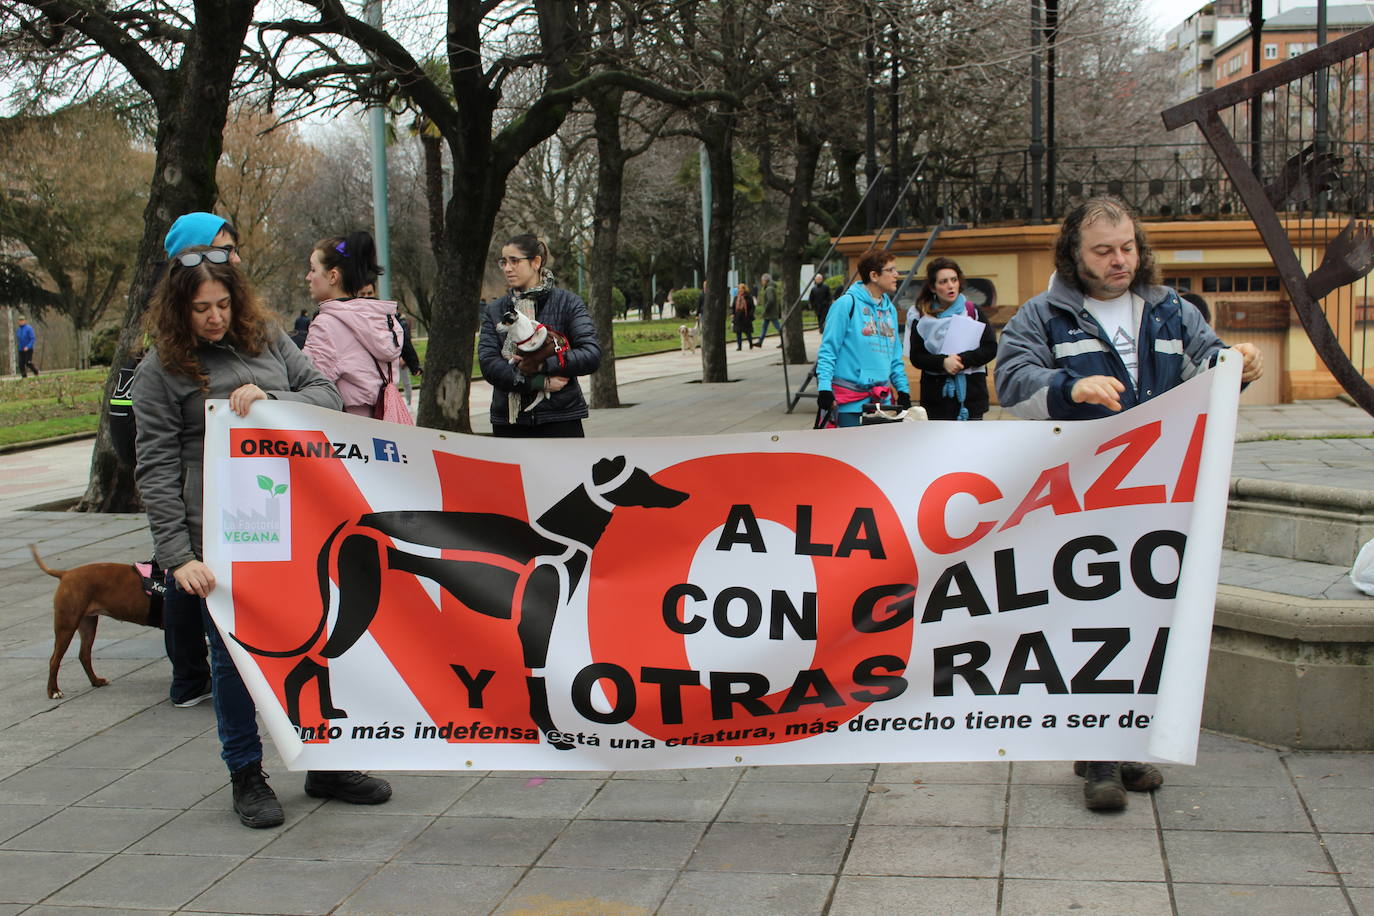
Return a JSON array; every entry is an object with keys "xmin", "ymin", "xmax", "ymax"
[
  {"xmin": 216, "ymin": 106, "xmax": 320, "ymax": 311},
  {"xmin": 2, "ymin": 0, "xmax": 258, "ymax": 511},
  {"xmin": 0, "ymin": 105, "xmax": 148, "ymax": 367},
  {"xmin": 260, "ymin": 0, "xmax": 727, "ymax": 430}
]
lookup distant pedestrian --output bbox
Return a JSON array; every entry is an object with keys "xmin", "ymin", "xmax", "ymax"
[
  {"xmin": 809, "ymin": 271, "xmax": 833, "ymax": 331},
  {"xmin": 755, "ymin": 274, "xmax": 782, "ymax": 347},
  {"xmin": 398, "ymin": 312, "xmax": 422, "ymax": 406},
  {"xmin": 290, "ymin": 309, "xmax": 311, "ymax": 349},
  {"xmin": 1180, "ymin": 291, "xmax": 1212, "ymax": 325},
  {"xmin": 15, "ymin": 316, "xmax": 38, "ymax": 378},
  {"xmin": 731, "ymin": 282, "xmax": 756, "ymax": 350}
]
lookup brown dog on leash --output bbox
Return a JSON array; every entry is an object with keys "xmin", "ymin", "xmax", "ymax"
[{"xmin": 31, "ymin": 545, "xmax": 161, "ymax": 700}]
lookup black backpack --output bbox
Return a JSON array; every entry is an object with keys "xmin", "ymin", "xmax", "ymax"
[{"xmin": 108, "ymin": 357, "xmax": 140, "ymax": 469}]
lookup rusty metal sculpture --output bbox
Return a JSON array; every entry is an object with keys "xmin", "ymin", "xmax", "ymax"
[{"xmin": 1162, "ymin": 25, "xmax": 1374, "ymax": 415}]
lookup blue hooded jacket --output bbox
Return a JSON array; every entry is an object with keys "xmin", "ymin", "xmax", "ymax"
[{"xmin": 815, "ymin": 281, "xmax": 909, "ymax": 413}]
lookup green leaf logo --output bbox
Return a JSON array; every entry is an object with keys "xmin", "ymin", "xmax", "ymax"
[
  {"xmin": 257, "ymin": 475, "xmax": 273, "ymax": 492},
  {"xmin": 274, "ymin": 484, "xmax": 288, "ymax": 495}
]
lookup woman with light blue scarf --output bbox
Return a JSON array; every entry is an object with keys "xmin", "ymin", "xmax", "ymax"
[{"xmin": 909, "ymin": 257, "xmax": 997, "ymax": 420}]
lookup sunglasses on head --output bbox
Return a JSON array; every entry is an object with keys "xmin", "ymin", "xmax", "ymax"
[{"xmin": 173, "ymin": 247, "xmax": 232, "ymax": 269}]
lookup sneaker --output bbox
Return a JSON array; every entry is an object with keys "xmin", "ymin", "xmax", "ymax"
[
  {"xmin": 230, "ymin": 761, "xmax": 284, "ymax": 828},
  {"xmin": 1074, "ymin": 760, "xmax": 1164, "ymax": 792},
  {"xmin": 304, "ymin": 770, "xmax": 392, "ymax": 805},
  {"xmin": 173, "ymin": 685, "xmax": 213, "ymax": 708},
  {"xmin": 1081, "ymin": 760, "xmax": 1127, "ymax": 811}
]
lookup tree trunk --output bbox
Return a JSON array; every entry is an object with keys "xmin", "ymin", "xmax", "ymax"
[
  {"xmin": 834, "ymin": 144, "xmax": 863, "ymax": 235},
  {"xmin": 779, "ymin": 133, "xmax": 821, "ymax": 366},
  {"xmin": 586, "ymin": 86, "xmax": 627, "ymax": 409},
  {"xmin": 414, "ymin": 0, "xmax": 589, "ymax": 433},
  {"xmin": 416, "ymin": 172, "xmax": 500, "ymax": 434},
  {"xmin": 700, "ymin": 117, "xmax": 735, "ymax": 383},
  {"xmin": 419, "ymin": 131, "xmax": 445, "ymax": 328},
  {"xmin": 77, "ymin": 4, "xmax": 253, "ymax": 513}
]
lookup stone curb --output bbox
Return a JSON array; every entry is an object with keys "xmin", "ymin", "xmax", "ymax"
[
  {"xmin": 1229, "ymin": 474, "xmax": 1374, "ymax": 511},
  {"xmin": 1215, "ymin": 584, "xmax": 1374, "ymax": 643},
  {"xmin": 0, "ymin": 431, "xmax": 96, "ymax": 456}
]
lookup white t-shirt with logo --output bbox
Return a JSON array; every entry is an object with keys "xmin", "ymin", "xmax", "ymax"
[{"xmin": 1083, "ymin": 292, "xmax": 1138, "ymax": 385}]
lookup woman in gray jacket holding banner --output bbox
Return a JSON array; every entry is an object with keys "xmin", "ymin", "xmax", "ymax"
[{"xmin": 133, "ymin": 247, "xmax": 391, "ymax": 829}]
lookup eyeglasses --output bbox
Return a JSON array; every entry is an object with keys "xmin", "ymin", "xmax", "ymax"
[
  {"xmin": 173, "ymin": 248, "xmax": 231, "ymax": 269},
  {"xmin": 881, "ymin": 266, "xmax": 902, "ymax": 275},
  {"xmin": 496, "ymin": 256, "xmax": 529, "ymax": 269}
]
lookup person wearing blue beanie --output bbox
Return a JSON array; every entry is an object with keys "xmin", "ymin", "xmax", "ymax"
[
  {"xmin": 163, "ymin": 212, "xmax": 240, "ymax": 263},
  {"xmin": 144, "ymin": 211, "xmax": 240, "ymax": 713}
]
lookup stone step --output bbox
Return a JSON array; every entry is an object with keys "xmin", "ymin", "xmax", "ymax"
[
  {"xmin": 1205, "ymin": 548, "xmax": 1374, "ymax": 750},
  {"xmin": 1224, "ymin": 475, "xmax": 1374, "ymax": 567}
]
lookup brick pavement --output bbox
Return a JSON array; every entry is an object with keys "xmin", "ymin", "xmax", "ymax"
[{"xmin": 0, "ymin": 342, "xmax": 1371, "ymax": 915}]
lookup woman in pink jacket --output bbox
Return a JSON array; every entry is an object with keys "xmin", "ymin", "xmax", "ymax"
[{"xmin": 302, "ymin": 231, "xmax": 410, "ymax": 421}]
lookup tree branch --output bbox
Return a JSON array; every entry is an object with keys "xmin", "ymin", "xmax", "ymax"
[{"xmin": 16, "ymin": 0, "xmax": 169, "ymax": 101}]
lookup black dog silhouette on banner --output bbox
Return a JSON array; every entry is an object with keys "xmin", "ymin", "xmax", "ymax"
[{"xmin": 232, "ymin": 456, "xmax": 688, "ymax": 749}]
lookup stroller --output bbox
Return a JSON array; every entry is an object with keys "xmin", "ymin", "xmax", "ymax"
[{"xmin": 814, "ymin": 382, "xmax": 927, "ymax": 428}]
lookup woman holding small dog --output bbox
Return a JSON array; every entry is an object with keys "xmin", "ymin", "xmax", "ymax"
[
  {"xmin": 302, "ymin": 230, "xmax": 410, "ymax": 423},
  {"xmin": 134, "ymin": 248, "xmax": 393, "ymax": 829},
  {"xmin": 478, "ymin": 234, "xmax": 600, "ymax": 437}
]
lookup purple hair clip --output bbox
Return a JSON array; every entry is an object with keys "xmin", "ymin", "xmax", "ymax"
[{"xmin": 335, "ymin": 241, "xmax": 348, "ymax": 257}]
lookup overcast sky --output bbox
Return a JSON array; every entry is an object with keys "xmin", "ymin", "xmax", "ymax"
[{"xmin": 1139, "ymin": 0, "xmax": 1294, "ymax": 36}]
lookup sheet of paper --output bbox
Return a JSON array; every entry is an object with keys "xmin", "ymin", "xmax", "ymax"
[{"xmin": 941, "ymin": 313, "xmax": 985, "ymax": 354}]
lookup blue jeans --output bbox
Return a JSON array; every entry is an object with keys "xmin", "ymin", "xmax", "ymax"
[
  {"xmin": 165, "ymin": 578, "xmax": 262, "ymax": 772},
  {"xmin": 756, "ymin": 319, "xmax": 782, "ymax": 345}
]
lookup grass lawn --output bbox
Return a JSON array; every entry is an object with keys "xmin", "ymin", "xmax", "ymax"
[
  {"xmin": 411, "ymin": 315, "xmax": 817, "ymax": 367},
  {"xmin": 0, "ymin": 369, "xmax": 107, "ymax": 447},
  {"xmin": 0, "ymin": 317, "xmax": 818, "ymax": 447}
]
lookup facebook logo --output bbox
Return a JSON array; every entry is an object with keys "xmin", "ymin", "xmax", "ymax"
[{"xmin": 372, "ymin": 438, "xmax": 404, "ymax": 463}]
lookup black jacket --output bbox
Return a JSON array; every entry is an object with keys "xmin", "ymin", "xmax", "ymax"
[
  {"xmin": 478, "ymin": 287, "xmax": 601, "ymax": 426},
  {"xmin": 909, "ymin": 306, "xmax": 997, "ymax": 419}
]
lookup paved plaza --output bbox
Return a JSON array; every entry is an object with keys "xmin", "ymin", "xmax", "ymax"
[{"xmin": 0, "ymin": 339, "xmax": 1372, "ymax": 915}]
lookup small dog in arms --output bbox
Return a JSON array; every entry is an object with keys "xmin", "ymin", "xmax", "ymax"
[{"xmin": 499, "ymin": 309, "xmax": 571, "ymax": 412}]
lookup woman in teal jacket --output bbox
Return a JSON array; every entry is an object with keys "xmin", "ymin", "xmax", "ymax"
[{"xmin": 815, "ymin": 250, "xmax": 911, "ymax": 426}]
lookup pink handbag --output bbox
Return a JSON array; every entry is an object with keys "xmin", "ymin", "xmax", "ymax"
[{"xmin": 371, "ymin": 361, "xmax": 414, "ymax": 426}]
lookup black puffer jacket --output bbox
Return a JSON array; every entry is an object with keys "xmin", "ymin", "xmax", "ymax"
[{"xmin": 478, "ymin": 287, "xmax": 601, "ymax": 427}]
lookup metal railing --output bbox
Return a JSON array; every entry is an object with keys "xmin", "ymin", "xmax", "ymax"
[{"xmin": 874, "ymin": 140, "xmax": 1374, "ymax": 228}]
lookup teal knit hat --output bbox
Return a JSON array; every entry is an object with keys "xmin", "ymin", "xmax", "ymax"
[{"xmin": 163, "ymin": 212, "xmax": 229, "ymax": 258}]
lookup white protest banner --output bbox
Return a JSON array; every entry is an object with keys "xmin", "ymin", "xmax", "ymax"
[{"xmin": 204, "ymin": 354, "xmax": 1241, "ymax": 771}]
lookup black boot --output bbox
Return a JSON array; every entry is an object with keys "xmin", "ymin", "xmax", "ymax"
[
  {"xmin": 1074, "ymin": 760, "xmax": 1164, "ymax": 792},
  {"xmin": 304, "ymin": 770, "xmax": 392, "ymax": 804},
  {"xmin": 230, "ymin": 761, "xmax": 284, "ymax": 828},
  {"xmin": 1080, "ymin": 761, "xmax": 1127, "ymax": 811}
]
